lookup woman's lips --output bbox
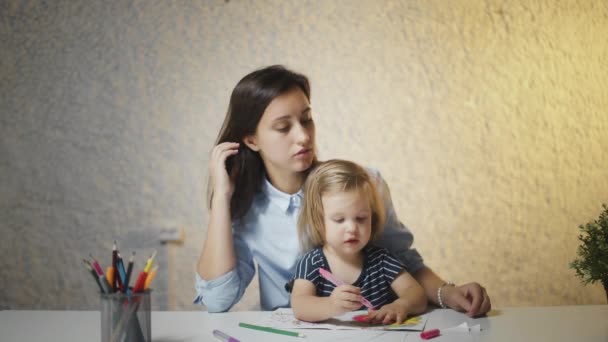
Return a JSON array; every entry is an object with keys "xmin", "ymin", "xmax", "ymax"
[{"xmin": 294, "ymin": 149, "xmax": 311, "ymax": 158}]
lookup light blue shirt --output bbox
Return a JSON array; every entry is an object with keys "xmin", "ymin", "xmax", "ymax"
[{"xmin": 194, "ymin": 168, "xmax": 424, "ymax": 312}]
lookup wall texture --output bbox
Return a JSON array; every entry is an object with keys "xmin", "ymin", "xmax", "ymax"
[{"xmin": 1, "ymin": 0, "xmax": 607, "ymax": 310}]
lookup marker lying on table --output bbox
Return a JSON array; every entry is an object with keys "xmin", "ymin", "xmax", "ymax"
[
  {"xmin": 318, "ymin": 268, "xmax": 375, "ymax": 310},
  {"xmin": 421, "ymin": 322, "xmax": 482, "ymax": 340},
  {"xmin": 238, "ymin": 322, "xmax": 305, "ymax": 338},
  {"xmin": 420, "ymin": 329, "xmax": 440, "ymax": 340},
  {"xmin": 213, "ymin": 329, "xmax": 240, "ymax": 342}
]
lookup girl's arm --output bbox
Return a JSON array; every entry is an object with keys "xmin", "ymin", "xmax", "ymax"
[
  {"xmin": 291, "ymin": 279, "xmax": 362, "ymax": 322},
  {"xmin": 367, "ymin": 271, "xmax": 427, "ymax": 324}
]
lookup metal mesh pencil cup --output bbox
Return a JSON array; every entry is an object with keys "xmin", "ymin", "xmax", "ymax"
[{"xmin": 100, "ymin": 290, "xmax": 151, "ymax": 342}]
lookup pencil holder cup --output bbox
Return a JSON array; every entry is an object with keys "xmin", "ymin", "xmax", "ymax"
[{"xmin": 100, "ymin": 290, "xmax": 151, "ymax": 342}]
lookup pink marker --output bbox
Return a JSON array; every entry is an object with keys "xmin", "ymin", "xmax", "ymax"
[
  {"xmin": 318, "ymin": 268, "xmax": 375, "ymax": 310},
  {"xmin": 420, "ymin": 329, "xmax": 440, "ymax": 340}
]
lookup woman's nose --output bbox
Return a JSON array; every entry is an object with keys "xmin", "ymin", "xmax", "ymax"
[{"xmin": 294, "ymin": 123, "xmax": 311, "ymax": 144}]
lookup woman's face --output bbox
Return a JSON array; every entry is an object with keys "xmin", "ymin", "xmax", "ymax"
[{"xmin": 245, "ymin": 87, "xmax": 316, "ymax": 181}]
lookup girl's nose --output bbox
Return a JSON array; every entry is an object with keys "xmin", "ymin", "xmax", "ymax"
[{"xmin": 345, "ymin": 221, "xmax": 357, "ymax": 233}]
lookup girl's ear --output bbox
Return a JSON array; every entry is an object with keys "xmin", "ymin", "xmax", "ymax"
[{"xmin": 243, "ymin": 135, "xmax": 260, "ymax": 152}]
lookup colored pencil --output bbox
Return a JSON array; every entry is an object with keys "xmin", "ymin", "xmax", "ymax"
[
  {"xmin": 112, "ymin": 241, "xmax": 118, "ymax": 291},
  {"xmin": 82, "ymin": 259, "xmax": 103, "ymax": 292},
  {"xmin": 143, "ymin": 266, "xmax": 158, "ymax": 290},
  {"xmin": 125, "ymin": 251, "xmax": 135, "ymax": 290},
  {"xmin": 238, "ymin": 322, "xmax": 305, "ymax": 338}
]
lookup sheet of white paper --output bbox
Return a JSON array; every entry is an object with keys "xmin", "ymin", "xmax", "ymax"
[
  {"xmin": 262, "ymin": 308, "xmax": 429, "ymax": 331},
  {"xmin": 443, "ymin": 322, "xmax": 482, "ymax": 332}
]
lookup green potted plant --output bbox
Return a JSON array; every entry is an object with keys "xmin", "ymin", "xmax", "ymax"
[{"xmin": 570, "ymin": 203, "xmax": 608, "ymax": 302}]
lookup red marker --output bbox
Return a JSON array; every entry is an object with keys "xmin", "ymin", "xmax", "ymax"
[{"xmin": 420, "ymin": 329, "xmax": 440, "ymax": 340}]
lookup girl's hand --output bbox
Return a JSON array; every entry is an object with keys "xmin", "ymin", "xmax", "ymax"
[
  {"xmin": 366, "ymin": 302, "xmax": 409, "ymax": 325},
  {"xmin": 209, "ymin": 142, "xmax": 239, "ymax": 199},
  {"xmin": 328, "ymin": 285, "xmax": 363, "ymax": 316}
]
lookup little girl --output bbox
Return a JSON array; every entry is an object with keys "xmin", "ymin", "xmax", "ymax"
[{"xmin": 290, "ymin": 159, "xmax": 427, "ymax": 324}]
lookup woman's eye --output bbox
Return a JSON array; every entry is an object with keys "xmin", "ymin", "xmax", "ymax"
[
  {"xmin": 276, "ymin": 126, "xmax": 290, "ymax": 133},
  {"xmin": 301, "ymin": 117, "xmax": 313, "ymax": 126},
  {"xmin": 333, "ymin": 218, "xmax": 344, "ymax": 223},
  {"xmin": 357, "ymin": 217, "xmax": 368, "ymax": 222}
]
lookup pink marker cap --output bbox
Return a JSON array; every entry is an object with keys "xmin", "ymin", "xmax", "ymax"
[{"xmin": 420, "ymin": 329, "xmax": 440, "ymax": 340}]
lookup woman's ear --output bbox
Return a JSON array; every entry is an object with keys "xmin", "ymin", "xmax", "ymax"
[{"xmin": 243, "ymin": 135, "xmax": 260, "ymax": 152}]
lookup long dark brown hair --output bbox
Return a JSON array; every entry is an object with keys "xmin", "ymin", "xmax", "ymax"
[{"xmin": 210, "ymin": 65, "xmax": 312, "ymax": 219}]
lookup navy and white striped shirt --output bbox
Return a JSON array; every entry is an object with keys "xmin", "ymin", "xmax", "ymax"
[{"xmin": 292, "ymin": 245, "xmax": 407, "ymax": 309}]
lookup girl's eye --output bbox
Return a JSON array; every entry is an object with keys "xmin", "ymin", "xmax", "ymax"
[
  {"xmin": 357, "ymin": 216, "xmax": 368, "ymax": 222},
  {"xmin": 333, "ymin": 218, "xmax": 344, "ymax": 223}
]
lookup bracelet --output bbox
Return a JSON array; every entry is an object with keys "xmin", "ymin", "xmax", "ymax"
[{"xmin": 437, "ymin": 281, "xmax": 455, "ymax": 309}]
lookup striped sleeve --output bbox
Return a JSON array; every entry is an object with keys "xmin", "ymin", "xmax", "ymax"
[
  {"xmin": 293, "ymin": 248, "xmax": 325, "ymax": 283},
  {"xmin": 294, "ymin": 252, "xmax": 314, "ymax": 281},
  {"xmin": 380, "ymin": 248, "xmax": 406, "ymax": 283}
]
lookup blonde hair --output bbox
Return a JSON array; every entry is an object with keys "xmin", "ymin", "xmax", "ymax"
[{"xmin": 297, "ymin": 159, "xmax": 386, "ymax": 252}]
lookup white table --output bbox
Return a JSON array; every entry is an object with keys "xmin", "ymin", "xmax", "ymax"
[{"xmin": 1, "ymin": 305, "xmax": 607, "ymax": 341}]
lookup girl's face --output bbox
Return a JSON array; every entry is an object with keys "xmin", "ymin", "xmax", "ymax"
[
  {"xmin": 321, "ymin": 189, "xmax": 372, "ymax": 257},
  {"xmin": 244, "ymin": 87, "xmax": 316, "ymax": 182}
]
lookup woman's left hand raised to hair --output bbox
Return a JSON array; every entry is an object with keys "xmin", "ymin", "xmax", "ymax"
[{"xmin": 442, "ymin": 282, "xmax": 491, "ymax": 317}]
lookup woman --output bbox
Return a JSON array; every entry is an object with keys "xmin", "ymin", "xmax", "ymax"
[{"xmin": 195, "ymin": 65, "xmax": 491, "ymax": 316}]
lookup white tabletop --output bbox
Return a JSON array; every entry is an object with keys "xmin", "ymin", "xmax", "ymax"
[{"xmin": 1, "ymin": 305, "xmax": 607, "ymax": 342}]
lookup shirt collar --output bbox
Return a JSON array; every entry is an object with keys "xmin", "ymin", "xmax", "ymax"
[{"xmin": 262, "ymin": 177, "xmax": 303, "ymax": 213}]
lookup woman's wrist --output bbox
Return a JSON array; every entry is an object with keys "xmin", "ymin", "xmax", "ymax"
[{"xmin": 437, "ymin": 281, "xmax": 455, "ymax": 308}]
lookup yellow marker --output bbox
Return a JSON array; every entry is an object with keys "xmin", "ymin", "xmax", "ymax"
[
  {"xmin": 105, "ymin": 266, "xmax": 114, "ymax": 287},
  {"xmin": 144, "ymin": 266, "xmax": 158, "ymax": 290},
  {"xmin": 144, "ymin": 250, "xmax": 157, "ymax": 273}
]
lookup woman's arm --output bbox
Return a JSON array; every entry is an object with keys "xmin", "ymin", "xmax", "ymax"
[
  {"xmin": 370, "ymin": 169, "xmax": 491, "ymax": 317},
  {"xmin": 194, "ymin": 142, "xmax": 256, "ymax": 312},
  {"xmin": 197, "ymin": 142, "xmax": 240, "ymax": 279},
  {"xmin": 197, "ymin": 193, "xmax": 237, "ymax": 279},
  {"xmin": 291, "ymin": 279, "xmax": 362, "ymax": 322},
  {"xmin": 413, "ymin": 267, "xmax": 491, "ymax": 317},
  {"xmin": 194, "ymin": 231, "xmax": 255, "ymax": 312}
]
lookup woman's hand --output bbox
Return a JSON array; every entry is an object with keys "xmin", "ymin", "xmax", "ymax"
[
  {"xmin": 209, "ymin": 142, "xmax": 239, "ymax": 199},
  {"xmin": 328, "ymin": 285, "xmax": 363, "ymax": 316},
  {"xmin": 366, "ymin": 301, "xmax": 410, "ymax": 325},
  {"xmin": 442, "ymin": 282, "xmax": 491, "ymax": 317}
]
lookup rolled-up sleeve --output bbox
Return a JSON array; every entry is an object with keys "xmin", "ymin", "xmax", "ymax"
[
  {"xmin": 370, "ymin": 169, "xmax": 425, "ymax": 274},
  {"xmin": 193, "ymin": 227, "xmax": 255, "ymax": 312}
]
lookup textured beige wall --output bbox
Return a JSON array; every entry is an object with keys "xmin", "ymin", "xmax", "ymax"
[{"xmin": 1, "ymin": 0, "xmax": 607, "ymax": 311}]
